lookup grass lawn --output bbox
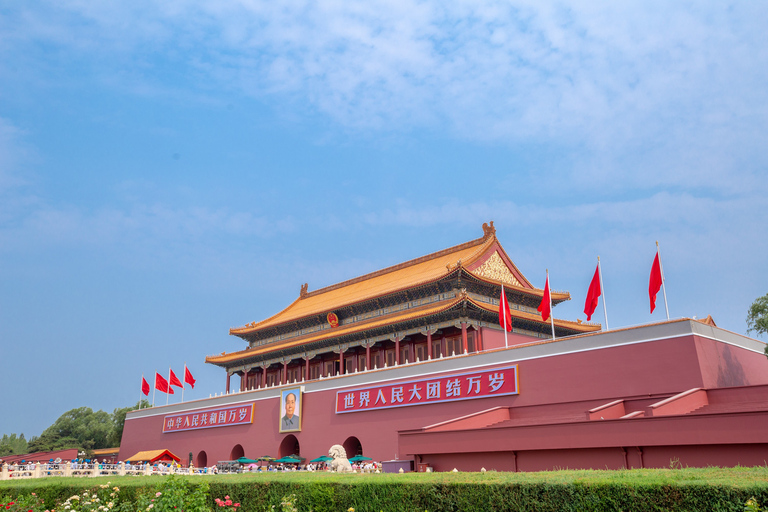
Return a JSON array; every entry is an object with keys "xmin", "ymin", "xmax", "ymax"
[{"xmin": 3, "ymin": 466, "xmax": 768, "ymax": 489}]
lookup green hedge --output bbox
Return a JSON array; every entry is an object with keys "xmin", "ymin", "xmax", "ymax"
[
  {"xmin": 203, "ymin": 481, "xmax": 768, "ymax": 512},
  {"xmin": 3, "ymin": 470, "xmax": 768, "ymax": 512}
]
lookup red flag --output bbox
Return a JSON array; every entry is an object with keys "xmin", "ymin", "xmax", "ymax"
[
  {"xmin": 184, "ymin": 366, "xmax": 196, "ymax": 389},
  {"xmin": 155, "ymin": 372, "xmax": 174, "ymax": 394},
  {"xmin": 538, "ymin": 275, "xmax": 552, "ymax": 322},
  {"xmin": 649, "ymin": 251, "xmax": 663, "ymax": 313},
  {"xmin": 169, "ymin": 369, "xmax": 183, "ymax": 389},
  {"xmin": 584, "ymin": 264, "xmax": 601, "ymax": 321},
  {"xmin": 498, "ymin": 286, "xmax": 512, "ymax": 332},
  {"xmin": 141, "ymin": 376, "xmax": 150, "ymax": 396}
]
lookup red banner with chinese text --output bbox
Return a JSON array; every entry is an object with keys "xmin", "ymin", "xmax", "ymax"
[
  {"xmin": 163, "ymin": 403, "xmax": 255, "ymax": 433},
  {"xmin": 335, "ymin": 365, "xmax": 518, "ymax": 413}
]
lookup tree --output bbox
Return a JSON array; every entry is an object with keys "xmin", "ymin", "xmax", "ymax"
[
  {"xmin": 747, "ymin": 293, "xmax": 768, "ymax": 359},
  {"xmin": 27, "ymin": 407, "xmax": 112, "ymax": 453},
  {"xmin": 0, "ymin": 433, "xmax": 28, "ymax": 456},
  {"xmin": 747, "ymin": 293, "xmax": 768, "ymax": 338},
  {"xmin": 12, "ymin": 399, "xmax": 151, "ymax": 455},
  {"xmin": 109, "ymin": 400, "xmax": 149, "ymax": 446}
]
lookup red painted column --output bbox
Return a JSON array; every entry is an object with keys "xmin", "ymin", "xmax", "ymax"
[
  {"xmin": 365, "ymin": 345, "xmax": 371, "ymax": 371},
  {"xmin": 261, "ymin": 367, "xmax": 267, "ymax": 388},
  {"xmin": 339, "ymin": 349, "xmax": 345, "ymax": 375},
  {"xmin": 461, "ymin": 322, "xmax": 468, "ymax": 354},
  {"xmin": 476, "ymin": 327, "xmax": 483, "ymax": 351},
  {"xmin": 395, "ymin": 336, "xmax": 400, "ymax": 365},
  {"xmin": 304, "ymin": 358, "xmax": 310, "ymax": 381},
  {"xmin": 409, "ymin": 340, "xmax": 414, "ymax": 363},
  {"xmin": 282, "ymin": 362, "xmax": 287, "ymax": 385},
  {"xmin": 427, "ymin": 331, "xmax": 433, "ymax": 360},
  {"xmin": 226, "ymin": 373, "xmax": 231, "ymax": 394}
]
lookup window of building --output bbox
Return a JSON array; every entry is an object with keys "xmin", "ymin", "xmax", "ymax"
[
  {"xmin": 386, "ymin": 349, "xmax": 395, "ymax": 367},
  {"xmin": 415, "ymin": 343, "xmax": 427, "ymax": 362},
  {"xmin": 432, "ymin": 339, "xmax": 442, "ymax": 358},
  {"xmin": 400, "ymin": 345, "xmax": 410, "ymax": 364},
  {"xmin": 357, "ymin": 354, "xmax": 367, "ymax": 371},
  {"xmin": 446, "ymin": 336, "xmax": 462, "ymax": 356}
]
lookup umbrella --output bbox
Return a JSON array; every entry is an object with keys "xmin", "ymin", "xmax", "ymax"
[
  {"xmin": 310, "ymin": 456, "xmax": 333, "ymax": 463},
  {"xmin": 348, "ymin": 455, "xmax": 372, "ymax": 462},
  {"xmin": 257, "ymin": 455, "xmax": 275, "ymax": 461},
  {"xmin": 236, "ymin": 457, "xmax": 259, "ymax": 464},
  {"xmin": 273, "ymin": 457, "xmax": 301, "ymax": 464}
]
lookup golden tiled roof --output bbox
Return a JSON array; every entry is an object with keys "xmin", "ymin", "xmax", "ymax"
[
  {"xmin": 231, "ymin": 224, "xmax": 566, "ymax": 336},
  {"xmin": 208, "ymin": 293, "xmax": 599, "ymax": 365},
  {"xmin": 211, "ymin": 296, "xmax": 465, "ymax": 364}
]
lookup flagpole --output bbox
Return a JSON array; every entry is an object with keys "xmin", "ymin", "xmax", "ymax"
[
  {"xmin": 152, "ymin": 369, "xmax": 156, "ymax": 407},
  {"xmin": 182, "ymin": 363, "xmax": 186, "ymax": 403},
  {"xmin": 657, "ymin": 241, "xmax": 670, "ymax": 320},
  {"xmin": 502, "ymin": 285, "xmax": 509, "ymax": 348},
  {"xmin": 598, "ymin": 256, "xmax": 609, "ymax": 331},
  {"xmin": 139, "ymin": 374, "xmax": 144, "ymax": 409},
  {"xmin": 167, "ymin": 368, "xmax": 171, "ymax": 406},
  {"xmin": 548, "ymin": 269, "xmax": 555, "ymax": 340}
]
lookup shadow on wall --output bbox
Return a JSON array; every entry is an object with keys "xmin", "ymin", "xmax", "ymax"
[{"xmin": 717, "ymin": 344, "xmax": 748, "ymax": 387}]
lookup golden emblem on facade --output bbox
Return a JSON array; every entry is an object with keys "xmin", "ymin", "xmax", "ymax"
[{"xmin": 472, "ymin": 251, "xmax": 520, "ymax": 286}]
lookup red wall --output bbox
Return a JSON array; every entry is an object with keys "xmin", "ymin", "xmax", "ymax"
[{"xmin": 120, "ymin": 329, "xmax": 768, "ymax": 469}]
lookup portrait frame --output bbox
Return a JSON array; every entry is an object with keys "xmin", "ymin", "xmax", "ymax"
[{"xmin": 279, "ymin": 387, "xmax": 303, "ymax": 433}]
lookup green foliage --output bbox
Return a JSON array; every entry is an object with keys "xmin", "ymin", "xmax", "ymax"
[
  {"xmin": 22, "ymin": 400, "xmax": 147, "ymax": 454},
  {"xmin": 747, "ymin": 293, "xmax": 768, "ymax": 339},
  {"xmin": 135, "ymin": 474, "xmax": 210, "ymax": 512},
  {"xmin": 59, "ymin": 482, "xmax": 127, "ymax": 512},
  {"xmin": 27, "ymin": 407, "xmax": 112, "ymax": 453},
  {"xmin": 0, "ymin": 434, "xmax": 28, "ymax": 457},
  {"xmin": 109, "ymin": 401, "xmax": 149, "ymax": 447},
  {"xmin": 2, "ymin": 469, "xmax": 768, "ymax": 512},
  {"xmin": 0, "ymin": 492, "xmax": 47, "ymax": 512}
]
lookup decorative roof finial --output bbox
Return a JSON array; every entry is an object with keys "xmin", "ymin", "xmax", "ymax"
[
  {"xmin": 482, "ymin": 221, "xmax": 496, "ymax": 239},
  {"xmin": 300, "ymin": 283, "xmax": 309, "ymax": 298}
]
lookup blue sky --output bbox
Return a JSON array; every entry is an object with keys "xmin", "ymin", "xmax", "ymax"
[{"xmin": 1, "ymin": 1, "xmax": 766, "ymax": 439}]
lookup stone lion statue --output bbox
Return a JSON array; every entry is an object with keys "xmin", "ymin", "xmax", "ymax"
[{"xmin": 328, "ymin": 444, "xmax": 353, "ymax": 472}]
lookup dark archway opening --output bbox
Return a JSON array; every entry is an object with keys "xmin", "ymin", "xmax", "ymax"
[
  {"xmin": 230, "ymin": 444, "xmax": 245, "ymax": 460},
  {"xmin": 196, "ymin": 450, "xmax": 208, "ymax": 468},
  {"xmin": 343, "ymin": 436, "xmax": 362, "ymax": 458},
  {"xmin": 279, "ymin": 434, "xmax": 300, "ymax": 458}
]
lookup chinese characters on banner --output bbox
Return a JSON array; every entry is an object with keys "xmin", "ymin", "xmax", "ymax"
[
  {"xmin": 335, "ymin": 365, "xmax": 518, "ymax": 413},
  {"xmin": 163, "ymin": 403, "xmax": 255, "ymax": 433}
]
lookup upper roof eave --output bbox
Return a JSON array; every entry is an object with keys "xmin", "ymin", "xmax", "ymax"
[
  {"xmin": 230, "ymin": 228, "xmax": 500, "ymax": 336},
  {"xmin": 212, "ymin": 295, "xmax": 468, "ymax": 365}
]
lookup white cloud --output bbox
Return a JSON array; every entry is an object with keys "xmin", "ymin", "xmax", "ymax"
[{"xmin": 3, "ymin": 2, "xmax": 768, "ymax": 193}]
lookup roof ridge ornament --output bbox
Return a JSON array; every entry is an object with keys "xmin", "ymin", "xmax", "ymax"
[
  {"xmin": 300, "ymin": 283, "xmax": 309, "ymax": 298},
  {"xmin": 482, "ymin": 221, "xmax": 496, "ymax": 239}
]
